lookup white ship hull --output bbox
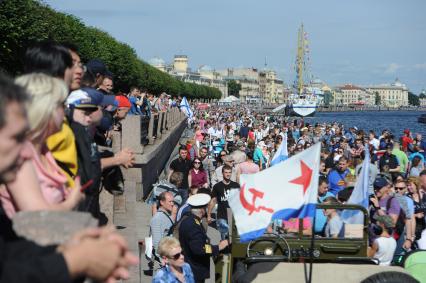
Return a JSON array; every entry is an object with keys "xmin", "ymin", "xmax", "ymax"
[{"xmin": 290, "ymin": 97, "xmax": 318, "ymax": 117}]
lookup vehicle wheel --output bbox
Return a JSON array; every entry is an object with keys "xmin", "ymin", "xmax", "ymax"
[
  {"xmin": 361, "ymin": 271, "xmax": 419, "ymax": 283},
  {"xmin": 233, "ymin": 262, "xmax": 279, "ymax": 283}
]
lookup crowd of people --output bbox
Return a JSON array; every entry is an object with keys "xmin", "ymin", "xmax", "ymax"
[
  {"xmin": 0, "ymin": 40, "xmax": 187, "ymax": 282},
  {"xmin": 2, "ymin": 41, "xmax": 426, "ymax": 282},
  {"xmin": 147, "ymin": 104, "xmax": 426, "ymax": 281}
]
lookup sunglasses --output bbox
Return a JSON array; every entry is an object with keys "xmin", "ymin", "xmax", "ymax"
[
  {"xmin": 395, "ymin": 186, "xmax": 406, "ymax": 191},
  {"xmin": 220, "ymin": 154, "xmax": 226, "ymax": 157},
  {"xmin": 168, "ymin": 251, "xmax": 183, "ymax": 260},
  {"xmin": 194, "ymin": 161, "xmax": 201, "ymax": 164}
]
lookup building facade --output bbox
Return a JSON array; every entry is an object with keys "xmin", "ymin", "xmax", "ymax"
[
  {"xmin": 365, "ymin": 79, "xmax": 409, "ymax": 108},
  {"xmin": 148, "ymin": 55, "xmax": 286, "ymax": 102},
  {"xmin": 332, "ymin": 84, "xmax": 374, "ymax": 106},
  {"xmin": 149, "ymin": 55, "xmax": 228, "ymax": 97}
]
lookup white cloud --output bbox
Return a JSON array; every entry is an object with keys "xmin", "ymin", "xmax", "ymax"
[
  {"xmin": 384, "ymin": 63, "xmax": 400, "ymax": 74},
  {"xmin": 414, "ymin": 63, "xmax": 426, "ymax": 70}
]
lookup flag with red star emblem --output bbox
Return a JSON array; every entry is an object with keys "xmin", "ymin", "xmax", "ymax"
[{"xmin": 228, "ymin": 143, "xmax": 321, "ymax": 242}]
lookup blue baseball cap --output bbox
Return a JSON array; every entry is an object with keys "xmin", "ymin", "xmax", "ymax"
[
  {"xmin": 373, "ymin": 177, "xmax": 389, "ymax": 190},
  {"xmin": 86, "ymin": 59, "xmax": 109, "ymax": 76},
  {"xmin": 67, "ymin": 88, "xmax": 116, "ymax": 109}
]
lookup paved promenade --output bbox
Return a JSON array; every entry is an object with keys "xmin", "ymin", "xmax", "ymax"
[{"xmin": 111, "ymin": 127, "xmax": 220, "ymax": 283}]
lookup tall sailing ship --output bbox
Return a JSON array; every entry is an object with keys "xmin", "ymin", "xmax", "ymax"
[{"xmin": 288, "ymin": 24, "xmax": 322, "ymax": 117}]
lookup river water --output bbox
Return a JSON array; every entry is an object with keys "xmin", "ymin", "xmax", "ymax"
[{"xmin": 303, "ymin": 111, "xmax": 426, "ymax": 137}]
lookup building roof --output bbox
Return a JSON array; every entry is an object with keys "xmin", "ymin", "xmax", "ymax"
[{"xmin": 338, "ymin": 84, "xmax": 365, "ymax": 91}]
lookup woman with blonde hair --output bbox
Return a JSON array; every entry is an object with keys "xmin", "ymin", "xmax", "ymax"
[
  {"xmin": 407, "ymin": 177, "xmax": 426, "ymax": 241},
  {"xmin": 153, "ymin": 236, "xmax": 194, "ymax": 283},
  {"xmin": 0, "ymin": 73, "xmax": 83, "ymax": 218}
]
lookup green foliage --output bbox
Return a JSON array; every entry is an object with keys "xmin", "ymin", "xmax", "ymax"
[
  {"xmin": 228, "ymin": 79, "xmax": 241, "ymax": 97},
  {"xmin": 0, "ymin": 0, "xmax": 220, "ymax": 99},
  {"xmin": 374, "ymin": 92, "xmax": 381, "ymax": 106},
  {"xmin": 408, "ymin": 92, "xmax": 420, "ymax": 106},
  {"xmin": 323, "ymin": 90, "xmax": 332, "ymax": 106}
]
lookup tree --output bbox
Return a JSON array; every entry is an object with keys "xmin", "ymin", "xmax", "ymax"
[
  {"xmin": 0, "ymin": 0, "xmax": 221, "ymax": 99},
  {"xmin": 408, "ymin": 91, "xmax": 420, "ymax": 106},
  {"xmin": 323, "ymin": 90, "xmax": 332, "ymax": 106},
  {"xmin": 228, "ymin": 80, "xmax": 241, "ymax": 97},
  {"xmin": 374, "ymin": 92, "xmax": 381, "ymax": 106}
]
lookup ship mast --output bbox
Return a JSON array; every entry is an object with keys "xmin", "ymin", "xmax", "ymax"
[{"xmin": 296, "ymin": 24, "xmax": 305, "ymax": 95}]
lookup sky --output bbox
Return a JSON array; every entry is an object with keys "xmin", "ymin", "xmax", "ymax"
[{"xmin": 44, "ymin": 0, "xmax": 426, "ymax": 93}]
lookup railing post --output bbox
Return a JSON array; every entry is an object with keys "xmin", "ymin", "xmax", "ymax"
[
  {"xmin": 156, "ymin": 112, "xmax": 163, "ymax": 139},
  {"xmin": 121, "ymin": 115, "xmax": 144, "ymax": 154},
  {"xmin": 171, "ymin": 108, "xmax": 176, "ymax": 126},
  {"xmin": 148, "ymin": 114, "xmax": 155, "ymax": 145},
  {"xmin": 164, "ymin": 110, "xmax": 169, "ymax": 131}
]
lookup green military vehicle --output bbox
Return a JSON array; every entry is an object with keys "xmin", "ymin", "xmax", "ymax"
[{"xmin": 214, "ymin": 204, "xmax": 413, "ymax": 283}]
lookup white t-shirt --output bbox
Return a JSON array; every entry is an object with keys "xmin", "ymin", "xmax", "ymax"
[
  {"xmin": 369, "ymin": 138, "xmax": 380, "ymax": 150},
  {"xmin": 417, "ymin": 229, "xmax": 426, "ymax": 249},
  {"xmin": 374, "ymin": 236, "xmax": 397, "ymax": 266}
]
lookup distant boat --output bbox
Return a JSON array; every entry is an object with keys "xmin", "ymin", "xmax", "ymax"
[{"xmin": 288, "ymin": 24, "xmax": 322, "ymax": 117}]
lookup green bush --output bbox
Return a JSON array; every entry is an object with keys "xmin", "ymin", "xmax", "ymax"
[{"xmin": 0, "ymin": 0, "xmax": 222, "ymax": 99}]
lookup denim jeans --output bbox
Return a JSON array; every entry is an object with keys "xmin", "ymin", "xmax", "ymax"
[{"xmin": 216, "ymin": 218, "xmax": 229, "ymax": 240}]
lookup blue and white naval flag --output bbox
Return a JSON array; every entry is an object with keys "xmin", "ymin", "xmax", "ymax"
[
  {"xmin": 340, "ymin": 146, "xmax": 370, "ymax": 224},
  {"xmin": 179, "ymin": 97, "xmax": 193, "ymax": 119},
  {"xmin": 270, "ymin": 133, "xmax": 288, "ymax": 166},
  {"xmin": 228, "ymin": 143, "xmax": 320, "ymax": 242}
]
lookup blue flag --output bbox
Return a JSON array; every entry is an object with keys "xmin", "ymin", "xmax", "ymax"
[
  {"xmin": 270, "ymin": 133, "xmax": 288, "ymax": 166},
  {"xmin": 340, "ymin": 146, "xmax": 370, "ymax": 224},
  {"xmin": 179, "ymin": 97, "xmax": 193, "ymax": 119}
]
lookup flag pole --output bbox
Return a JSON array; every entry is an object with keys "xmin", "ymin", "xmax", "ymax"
[{"xmin": 309, "ymin": 214, "xmax": 316, "ymax": 283}]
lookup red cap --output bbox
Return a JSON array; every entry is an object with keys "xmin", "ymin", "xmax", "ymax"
[
  {"xmin": 115, "ymin": 95, "xmax": 131, "ymax": 108},
  {"xmin": 404, "ymin": 129, "xmax": 410, "ymax": 134}
]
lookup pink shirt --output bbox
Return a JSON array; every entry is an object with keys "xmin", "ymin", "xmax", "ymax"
[
  {"xmin": 282, "ymin": 218, "xmax": 312, "ymax": 230},
  {"xmin": 238, "ymin": 161, "xmax": 260, "ymax": 175},
  {"xmin": 199, "ymin": 119, "xmax": 206, "ymax": 131},
  {"xmin": 195, "ymin": 130, "xmax": 204, "ymax": 142},
  {"xmin": 0, "ymin": 143, "xmax": 67, "ymax": 218}
]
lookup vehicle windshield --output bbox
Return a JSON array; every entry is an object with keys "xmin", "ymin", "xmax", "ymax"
[{"xmin": 252, "ymin": 204, "xmax": 368, "ymax": 240}]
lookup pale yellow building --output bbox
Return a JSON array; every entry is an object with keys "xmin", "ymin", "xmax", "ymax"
[
  {"xmin": 173, "ymin": 55, "xmax": 188, "ymax": 74},
  {"xmin": 263, "ymin": 70, "xmax": 284, "ymax": 103},
  {"xmin": 217, "ymin": 68, "xmax": 261, "ymax": 103},
  {"xmin": 148, "ymin": 56, "xmax": 227, "ymax": 97},
  {"xmin": 332, "ymin": 84, "xmax": 374, "ymax": 106},
  {"xmin": 365, "ymin": 79, "xmax": 409, "ymax": 108},
  {"xmin": 148, "ymin": 55, "xmax": 286, "ymax": 101}
]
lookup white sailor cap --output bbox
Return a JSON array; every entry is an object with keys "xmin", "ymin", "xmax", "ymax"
[{"xmin": 187, "ymin": 193, "xmax": 211, "ymax": 208}]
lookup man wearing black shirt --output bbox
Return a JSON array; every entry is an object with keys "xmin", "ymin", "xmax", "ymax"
[
  {"xmin": 169, "ymin": 146, "xmax": 192, "ymax": 190},
  {"xmin": 207, "ymin": 165, "xmax": 240, "ymax": 240},
  {"xmin": 379, "ymin": 144, "xmax": 400, "ymax": 180}
]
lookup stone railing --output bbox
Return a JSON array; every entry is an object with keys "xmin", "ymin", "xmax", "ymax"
[{"xmin": 120, "ymin": 108, "xmax": 186, "ymax": 157}]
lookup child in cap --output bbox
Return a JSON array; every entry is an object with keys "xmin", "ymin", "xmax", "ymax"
[{"xmin": 368, "ymin": 215, "xmax": 397, "ymax": 266}]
